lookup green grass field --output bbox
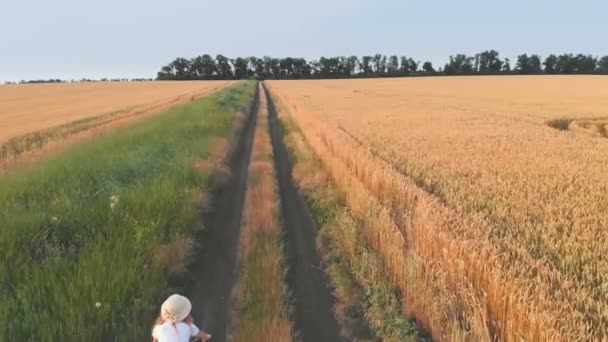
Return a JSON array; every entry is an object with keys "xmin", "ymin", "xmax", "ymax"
[{"xmin": 0, "ymin": 81, "xmax": 254, "ymax": 340}]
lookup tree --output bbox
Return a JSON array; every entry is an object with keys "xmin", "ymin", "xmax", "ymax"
[
  {"xmin": 551, "ymin": 54, "xmax": 596, "ymax": 74},
  {"xmin": 399, "ymin": 56, "xmax": 409, "ymax": 73},
  {"xmin": 345, "ymin": 56, "xmax": 359, "ymax": 76},
  {"xmin": 422, "ymin": 61, "xmax": 435, "ymax": 73},
  {"xmin": 319, "ymin": 57, "xmax": 343, "ymax": 77},
  {"xmin": 262, "ymin": 56, "xmax": 273, "ymax": 77},
  {"xmin": 232, "ymin": 57, "xmax": 248, "ymax": 79},
  {"xmin": 171, "ymin": 58, "xmax": 191, "ymax": 80},
  {"xmin": 460, "ymin": 57, "xmax": 474, "ymax": 74},
  {"xmin": 269, "ymin": 58, "xmax": 281, "ymax": 78},
  {"xmin": 478, "ymin": 50, "xmax": 503, "ymax": 73},
  {"xmin": 339, "ymin": 56, "xmax": 349, "ymax": 76},
  {"xmin": 191, "ymin": 54, "xmax": 217, "ymax": 79},
  {"xmin": 279, "ymin": 58, "xmax": 292, "ymax": 78},
  {"xmin": 290, "ymin": 57, "xmax": 309, "ymax": 78},
  {"xmin": 388, "ymin": 55, "xmax": 399, "ymax": 74},
  {"xmin": 157, "ymin": 65, "xmax": 175, "ymax": 80},
  {"xmin": 544, "ymin": 54, "xmax": 558, "ymax": 74},
  {"xmin": 261, "ymin": 57, "xmax": 281, "ymax": 78},
  {"xmin": 309, "ymin": 60, "xmax": 320, "ymax": 76},
  {"xmin": 575, "ymin": 54, "xmax": 597, "ymax": 73},
  {"xmin": 372, "ymin": 54, "xmax": 383, "ymax": 74},
  {"xmin": 444, "ymin": 54, "xmax": 474, "ymax": 75},
  {"xmin": 318, "ymin": 57, "xmax": 330, "ymax": 77},
  {"xmin": 280, "ymin": 58, "xmax": 308, "ymax": 79},
  {"xmin": 249, "ymin": 57, "xmax": 265, "ymax": 78},
  {"xmin": 515, "ymin": 54, "xmax": 541, "ymax": 74},
  {"xmin": 515, "ymin": 54, "xmax": 530, "ymax": 73},
  {"xmin": 556, "ymin": 54, "xmax": 577, "ymax": 73},
  {"xmin": 529, "ymin": 55, "xmax": 542, "ymax": 73},
  {"xmin": 503, "ymin": 58, "xmax": 511, "ymax": 72},
  {"xmin": 215, "ymin": 54, "xmax": 233, "ymax": 79},
  {"xmin": 598, "ymin": 56, "xmax": 608, "ymax": 74},
  {"xmin": 298, "ymin": 58, "xmax": 312, "ymax": 77},
  {"xmin": 189, "ymin": 56, "xmax": 204, "ymax": 79},
  {"xmin": 202, "ymin": 54, "xmax": 218, "ymax": 78},
  {"xmin": 361, "ymin": 56, "xmax": 373, "ymax": 75},
  {"xmin": 408, "ymin": 58, "xmax": 419, "ymax": 72}
]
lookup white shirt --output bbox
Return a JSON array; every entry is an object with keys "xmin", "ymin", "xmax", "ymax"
[{"xmin": 152, "ymin": 322, "xmax": 200, "ymax": 342}]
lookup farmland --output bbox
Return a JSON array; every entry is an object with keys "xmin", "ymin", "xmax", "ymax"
[
  {"xmin": 0, "ymin": 81, "xmax": 235, "ymax": 143},
  {"xmin": 2, "ymin": 75, "xmax": 607, "ymax": 341},
  {"xmin": 0, "ymin": 81, "xmax": 234, "ymax": 169},
  {"xmin": 0, "ymin": 82, "xmax": 254, "ymax": 340},
  {"xmin": 267, "ymin": 76, "xmax": 608, "ymax": 341}
]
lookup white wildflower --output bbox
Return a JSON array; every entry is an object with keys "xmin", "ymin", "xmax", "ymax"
[
  {"xmin": 51, "ymin": 216, "xmax": 58, "ymax": 223},
  {"xmin": 110, "ymin": 195, "xmax": 119, "ymax": 210},
  {"xmin": 95, "ymin": 302, "xmax": 102, "ymax": 308}
]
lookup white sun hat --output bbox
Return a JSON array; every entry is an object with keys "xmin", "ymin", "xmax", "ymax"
[{"xmin": 161, "ymin": 294, "xmax": 192, "ymax": 323}]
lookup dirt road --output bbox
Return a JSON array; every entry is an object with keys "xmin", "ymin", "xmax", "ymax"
[
  {"xmin": 264, "ymin": 83, "xmax": 341, "ymax": 341},
  {"xmin": 188, "ymin": 85, "xmax": 259, "ymax": 341},
  {"xmin": 187, "ymin": 83, "xmax": 340, "ymax": 342}
]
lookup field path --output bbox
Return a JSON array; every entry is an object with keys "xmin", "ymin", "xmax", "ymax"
[
  {"xmin": 264, "ymin": 83, "xmax": 341, "ymax": 341},
  {"xmin": 188, "ymin": 85, "xmax": 259, "ymax": 341}
]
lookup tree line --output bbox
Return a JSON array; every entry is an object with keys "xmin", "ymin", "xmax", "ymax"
[{"xmin": 157, "ymin": 51, "xmax": 608, "ymax": 80}]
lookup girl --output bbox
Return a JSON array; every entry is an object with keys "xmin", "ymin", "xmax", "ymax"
[{"xmin": 152, "ymin": 294, "xmax": 212, "ymax": 342}]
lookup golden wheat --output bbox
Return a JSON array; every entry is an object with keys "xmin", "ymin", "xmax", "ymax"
[
  {"xmin": 0, "ymin": 81, "xmax": 235, "ymax": 144},
  {"xmin": 280, "ymin": 94, "xmax": 421, "ymax": 340},
  {"xmin": 267, "ymin": 76, "xmax": 608, "ymax": 341}
]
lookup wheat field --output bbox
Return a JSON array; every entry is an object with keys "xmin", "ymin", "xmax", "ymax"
[
  {"xmin": 0, "ymin": 81, "xmax": 235, "ymax": 144},
  {"xmin": 267, "ymin": 76, "xmax": 608, "ymax": 341}
]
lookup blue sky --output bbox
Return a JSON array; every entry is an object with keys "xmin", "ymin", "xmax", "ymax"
[{"xmin": 1, "ymin": 0, "xmax": 606, "ymax": 82}]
